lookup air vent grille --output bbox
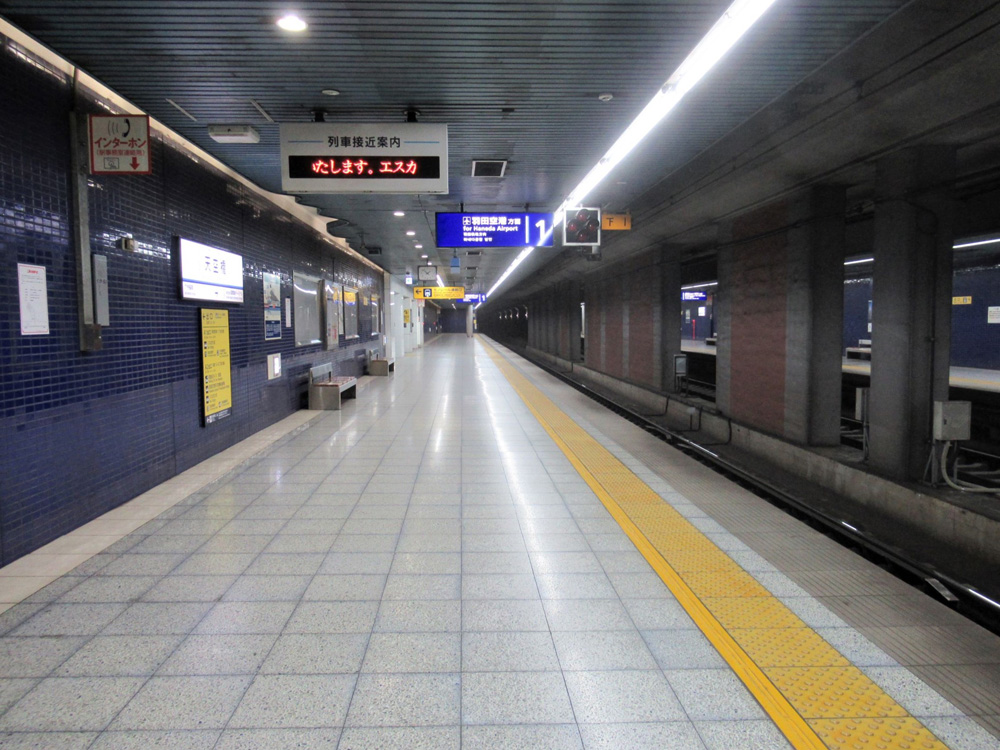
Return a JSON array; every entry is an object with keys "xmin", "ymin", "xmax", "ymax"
[{"xmin": 472, "ymin": 160, "xmax": 507, "ymax": 177}]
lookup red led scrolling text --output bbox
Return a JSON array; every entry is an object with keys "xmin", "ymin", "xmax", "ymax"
[{"xmin": 310, "ymin": 159, "xmax": 419, "ymax": 176}]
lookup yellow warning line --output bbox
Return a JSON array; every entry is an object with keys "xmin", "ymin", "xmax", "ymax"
[{"xmin": 481, "ymin": 340, "xmax": 949, "ymax": 750}]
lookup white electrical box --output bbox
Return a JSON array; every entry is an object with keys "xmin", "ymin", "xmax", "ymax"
[
  {"xmin": 92, "ymin": 254, "xmax": 110, "ymax": 327},
  {"xmin": 267, "ymin": 353, "xmax": 282, "ymax": 380},
  {"xmin": 933, "ymin": 401, "xmax": 971, "ymax": 441}
]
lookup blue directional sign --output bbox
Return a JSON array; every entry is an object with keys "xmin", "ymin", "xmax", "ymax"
[
  {"xmin": 463, "ymin": 293, "xmax": 487, "ymax": 303},
  {"xmin": 436, "ymin": 212, "xmax": 554, "ymax": 248}
]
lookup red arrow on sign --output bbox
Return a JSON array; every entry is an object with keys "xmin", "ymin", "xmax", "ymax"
[{"xmin": 130, "ymin": 157, "xmax": 141, "ymax": 170}]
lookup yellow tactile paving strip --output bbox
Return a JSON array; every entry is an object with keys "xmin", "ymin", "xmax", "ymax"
[{"xmin": 482, "ymin": 340, "xmax": 950, "ymax": 750}]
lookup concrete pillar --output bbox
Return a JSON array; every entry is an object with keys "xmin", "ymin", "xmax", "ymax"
[
  {"xmin": 660, "ymin": 250, "xmax": 683, "ymax": 393},
  {"xmin": 568, "ymin": 281, "xmax": 583, "ymax": 363},
  {"xmin": 784, "ymin": 186, "xmax": 846, "ymax": 445},
  {"xmin": 715, "ymin": 238, "xmax": 732, "ymax": 414},
  {"xmin": 466, "ymin": 304, "xmax": 474, "ymax": 337},
  {"xmin": 622, "ymin": 275, "xmax": 631, "ymax": 379},
  {"xmin": 869, "ymin": 147, "xmax": 955, "ymax": 480},
  {"xmin": 527, "ymin": 297, "xmax": 536, "ymax": 348}
]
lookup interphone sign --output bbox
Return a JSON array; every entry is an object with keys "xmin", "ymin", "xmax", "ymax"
[
  {"xmin": 280, "ymin": 123, "xmax": 448, "ymax": 194},
  {"xmin": 88, "ymin": 115, "xmax": 151, "ymax": 174}
]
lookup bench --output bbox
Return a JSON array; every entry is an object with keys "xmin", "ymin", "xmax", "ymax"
[
  {"xmin": 308, "ymin": 363, "xmax": 358, "ymax": 410},
  {"xmin": 369, "ymin": 357, "xmax": 395, "ymax": 376},
  {"xmin": 845, "ymin": 347, "xmax": 871, "ymax": 360}
]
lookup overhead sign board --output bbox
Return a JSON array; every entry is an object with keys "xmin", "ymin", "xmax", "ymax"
[
  {"xmin": 88, "ymin": 115, "xmax": 151, "ymax": 174},
  {"xmin": 280, "ymin": 123, "xmax": 448, "ymax": 194},
  {"xmin": 414, "ymin": 286, "xmax": 465, "ymax": 300},
  {"xmin": 682, "ymin": 291, "xmax": 707, "ymax": 301},
  {"xmin": 463, "ymin": 293, "xmax": 487, "ymax": 303},
  {"xmin": 602, "ymin": 213, "xmax": 632, "ymax": 231},
  {"xmin": 436, "ymin": 212, "xmax": 554, "ymax": 248}
]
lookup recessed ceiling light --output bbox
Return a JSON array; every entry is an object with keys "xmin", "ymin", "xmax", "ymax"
[
  {"xmin": 420, "ymin": 254, "xmax": 428, "ymax": 259},
  {"xmin": 321, "ymin": 89, "xmax": 340, "ymax": 97},
  {"xmin": 598, "ymin": 93, "xmax": 614, "ymax": 102},
  {"xmin": 406, "ymin": 231, "xmax": 415, "ymax": 236},
  {"xmin": 277, "ymin": 14, "xmax": 307, "ymax": 32},
  {"xmin": 393, "ymin": 211, "xmax": 405, "ymax": 217},
  {"xmin": 415, "ymin": 244, "xmax": 423, "ymax": 249}
]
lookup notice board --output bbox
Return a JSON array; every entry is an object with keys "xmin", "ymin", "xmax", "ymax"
[{"xmin": 201, "ymin": 309, "xmax": 232, "ymax": 425}]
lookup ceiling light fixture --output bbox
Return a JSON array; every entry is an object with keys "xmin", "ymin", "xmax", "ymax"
[
  {"xmin": 406, "ymin": 231, "xmax": 416, "ymax": 236},
  {"xmin": 321, "ymin": 89, "xmax": 340, "ymax": 97},
  {"xmin": 486, "ymin": 0, "xmax": 779, "ymax": 301},
  {"xmin": 415, "ymin": 244, "xmax": 423, "ymax": 249},
  {"xmin": 436, "ymin": 274, "xmax": 445, "ymax": 287},
  {"xmin": 421, "ymin": 254, "xmax": 428, "ymax": 259},
  {"xmin": 393, "ymin": 211, "xmax": 405, "ymax": 217},
  {"xmin": 277, "ymin": 14, "xmax": 308, "ymax": 32}
]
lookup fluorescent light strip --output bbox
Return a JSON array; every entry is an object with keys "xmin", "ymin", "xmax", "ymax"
[
  {"xmin": 954, "ymin": 237, "xmax": 1000, "ymax": 250},
  {"xmin": 681, "ymin": 282, "xmax": 718, "ymax": 290},
  {"xmin": 487, "ymin": 247, "xmax": 535, "ymax": 297},
  {"xmin": 436, "ymin": 274, "xmax": 444, "ymax": 287},
  {"xmin": 844, "ymin": 257, "xmax": 874, "ymax": 266},
  {"xmin": 488, "ymin": 0, "xmax": 779, "ymax": 299},
  {"xmin": 969, "ymin": 588, "xmax": 1000, "ymax": 610}
]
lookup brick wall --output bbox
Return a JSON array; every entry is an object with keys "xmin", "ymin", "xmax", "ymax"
[
  {"xmin": 0, "ymin": 39, "xmax": 384, "ymax": 564},
  {"xmin": 627, "ymin": 266, "xmax": 657, "ymax": 388},
  {"xmin": 728, "ymin": 203, "xmax": 788, "ymax": 435}
]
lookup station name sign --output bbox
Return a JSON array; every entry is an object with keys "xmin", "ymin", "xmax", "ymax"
[
  {"xmin": 682, "ymin": 291, "xmax": 707, "ymax": 301},
  {"xmin": 280, "ymin": 123, "xmax": 448, "ymax": 194},
  {"xmin": 436, "ymin": 212, "xmax": 554, "ymax": 248}
]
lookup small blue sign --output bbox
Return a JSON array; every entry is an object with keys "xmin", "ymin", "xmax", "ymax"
[
  {"xmin": 436, "ymin": 212, "xmax": 554, "ymax": 248},
  {"xmin": 682, "ymin": 291, "xmax": 707, "ymax": 301},
  {"xmin": 463, "ymin": 293, "xmax": 487, "ymax": 303}
]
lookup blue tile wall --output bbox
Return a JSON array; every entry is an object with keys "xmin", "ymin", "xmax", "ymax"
[
  {"xmin": 0, "ymin": 38, "xmax": 384, "ymax": 565},
  {"xmin": 844, "ymin": 272, "xmax": 1000, "ymax": 370}
]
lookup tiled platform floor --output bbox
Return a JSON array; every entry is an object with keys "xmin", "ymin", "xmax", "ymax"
[{"xmin": 0, "ymin": 335, "xmax": 997, "ymax": 749}]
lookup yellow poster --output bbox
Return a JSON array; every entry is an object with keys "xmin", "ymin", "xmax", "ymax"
[
  {"xmin": 201, "ymin": 309, "xmax": 232, "ymax": 424},
  {"xmin": 414, "ymin": 286, "xmax": 465, "ymax": 299},
  {"xmin": 403, "ymin": 309, "xmax": 411, "ymax": 324}
]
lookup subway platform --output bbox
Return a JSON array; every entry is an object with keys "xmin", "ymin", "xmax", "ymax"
[{"xmin": 0, "ymin": 335, "xmax": 998, "ymax": 749}]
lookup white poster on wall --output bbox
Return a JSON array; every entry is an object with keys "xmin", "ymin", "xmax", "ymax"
[
  {"xmin": 263, "ymin": 271, "xmax": 282, "ymax": 340},
  {"xmin": 988, "ymin": 306, "xmax": 1000, "ymax": 324},
  {"xmin": 18, "ymin": 263, "xmax": 49, "ymax": 335}
]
